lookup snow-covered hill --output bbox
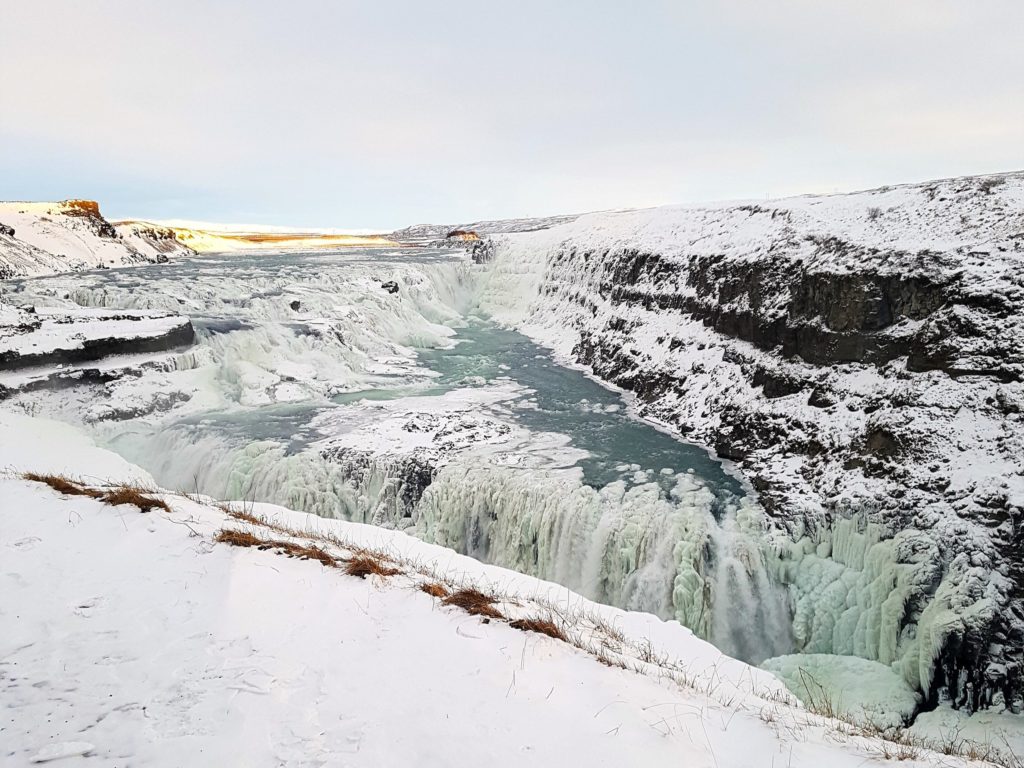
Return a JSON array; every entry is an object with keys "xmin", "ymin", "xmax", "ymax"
[
  {"xmin": 0, "ymin": 201, "xmax": 195, "ymax": 278},
  {"xmin": 390, "ymin": 212, "xmax": 583, "ymax": 244},
  {"xmin": 116, "ymin": 220, "xmax": 399, "ymax": 253},
  {"xmin": 477, "ymin": 170, "xmax": 1024, "ymax": 714},
  {"xmin": 1, "ymin": 409, "xmax": 1008, "ymax": 767}
]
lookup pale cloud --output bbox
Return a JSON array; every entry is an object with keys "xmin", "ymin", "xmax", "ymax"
[{"xmin": 1, "ymin": 1, "xmax": 1021, "ymax": 228}]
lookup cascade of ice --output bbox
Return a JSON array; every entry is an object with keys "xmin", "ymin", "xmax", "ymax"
[
  {"xmin": 412, "ymin": 462, "xmax": 713, "ymax": 625},
  {"xmin": 411, "ymin": 460, "xmax": 795, "ymax": 662},
  {"xmin": 107, "ymin": 413, "xmax": 795, "ymax": 664},
  {"xmin": 103, "ymin": 425, "xmax": 423, "ymax": 525},
  {"xmin": 766, "ymin": 516, "xmax": 969, "ymax": 693}
]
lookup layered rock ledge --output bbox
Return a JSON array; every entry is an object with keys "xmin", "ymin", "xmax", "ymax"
[{"xmin": 0, "ymin": 304, "xmax": 195, "ymax": 397}]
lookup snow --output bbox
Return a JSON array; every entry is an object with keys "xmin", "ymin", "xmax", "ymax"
[
  {"xmin": 0, "ymin": 409, "xmax": 985, "ymax": 767},
  {"xmin": 312, "ymin": 382, "xmax": 528, "ymax": 458},
  {"xmin": 29, "ymin": 742, "xmax": 96, "ymax": 763},
  {"xmin": 0, "ymin": 201, "xmax": 189, "ymax": 278},
  {"xmin": 118, "ymin": 221, "xmax": 399, "ymax": 253},
  {"xmin": 911, "ymin": 705, "xmax": 1024, "ymax": 757}
]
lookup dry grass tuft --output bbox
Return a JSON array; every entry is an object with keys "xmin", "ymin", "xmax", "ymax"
[
  {"xmin": 23, "ymin": 472, "xmax": 170, "ymax": 513},
  {"xmin": 100, "ymin": 486, "xmax": 170, "ymax": 513},
  {"xmin": 420, "ymin": 582, "xmax": 449, "ymax": 598},
  {"xmin": 509, "ymin": 617, "xmax": 567, "ymax": 641},
  {"xmin": 215, "ymin": 529, "xmax": 264, "ymax": 548},
  {"xmin": 270, "ymin": 540, "xmax": 337, "ymax": 565},
  {"xmin": 222, "ymin": 506, "xmax": 265, "ymax": 526},
  {"xmin": 278, "ymin": 541, "xmax": 337, "ymax": 567},
  {"xmin": 344, "ymin": 553, "xmax": 402, "ymax": 579},
  {"xmin": 23, "ymin": 472, "xmax": 98, "ymax": 498},
  {"xmin": 215, "ymin": 528, "xmax": 338, "ymax": 567},
  {"xmin": 442, "ymin": 588, "xmax": 504, "ymax": 619}
]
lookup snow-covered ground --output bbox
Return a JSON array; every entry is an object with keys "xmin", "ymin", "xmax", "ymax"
[
  {"xmin": 114, "ymin": 219, "xmax": 399, "ymax": 253},
  {"xmin": 0, "ymin": 409, "xmax": 1006, "ymax": 767},
  {"xmin": 390, "ymin": 212, "xmax": 582, "ymax": 244},
  {"xmin": 0, "ymin": 201, "xmax": 194, "ymax": 278}
]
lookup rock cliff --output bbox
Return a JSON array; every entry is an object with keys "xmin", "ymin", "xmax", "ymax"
[{"xmin": 478, "ymin": 171, "xmax": 1024, "ymax": 711}]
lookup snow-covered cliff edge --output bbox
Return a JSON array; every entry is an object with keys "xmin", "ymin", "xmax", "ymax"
[
  {"xmin": 0, "ymin": 200, "xmax": 195, "ymax": 278},
  {"xmin": 478, "ymin": 171, "xmax": 1024, "ymax": 711}
]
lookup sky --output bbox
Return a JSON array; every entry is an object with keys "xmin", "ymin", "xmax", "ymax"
[{"xmin": 2, "ymin": 1, "xmax": 1022, "ymax": 231}]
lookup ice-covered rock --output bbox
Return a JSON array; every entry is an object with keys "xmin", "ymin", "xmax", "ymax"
[
  {"xmin": 762, "ymin": 654, "xmax": 921, "ymax": 729},
  {"xmin": 0, "ymin": 306, "xmax": 195, "ymax": 380}
]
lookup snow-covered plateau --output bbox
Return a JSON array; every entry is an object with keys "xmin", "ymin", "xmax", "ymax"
[{"xmin": 1, "ymin": 170, "xmax": 1023, "ymax": 764}]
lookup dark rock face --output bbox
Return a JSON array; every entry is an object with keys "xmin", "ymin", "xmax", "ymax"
[
  {"xmin": 0, "ymin": 319, "xmax": 196, "ymax": 372},
  {"xmin": 381, "ymin": 281, "xmax": 400, "ymax": 294},
  {"xmin": 470, "ymin": 238, "xmax": 495, "ymax": 264},
  {"xmin": 575, "ymin": 243, "xmax": 1020, "ymax": 380},
  {"xmin": 318, "ymin": 446, "xmax": 436, "ymax": 524}
]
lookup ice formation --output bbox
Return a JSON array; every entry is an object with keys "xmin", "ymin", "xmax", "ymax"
[
  {"xmin": 0, "ymin": 248, "xmax": 801, "ymax": 666},
  {"xmin": 761, "ymin": 654, "xmax": 921, "ymax": 729}
]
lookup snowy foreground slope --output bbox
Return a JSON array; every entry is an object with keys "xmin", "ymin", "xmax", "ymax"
[
  {"xmin": 0, "ymin": 201, "xmax": 194, "ymax": 278},
  {"xmin": 0, "ymin": 410, "xmax": 1001, "ymax": 767},
  {"xmin": 477, "ymin": 171, "xmax": 1024, "ymax": 711}
]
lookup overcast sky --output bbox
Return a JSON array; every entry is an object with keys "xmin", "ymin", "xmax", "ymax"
[{"xmin": 2, "ymin": 1, "xmax": 1021, "ymax": 230}]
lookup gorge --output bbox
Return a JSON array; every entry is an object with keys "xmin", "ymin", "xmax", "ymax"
[{"xmin": 2, "ymin": 171, "xmax": 1022, "ymax": 735}]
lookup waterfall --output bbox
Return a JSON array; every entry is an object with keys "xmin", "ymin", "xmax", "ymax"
[{"xmin": 708, "ymin": 508, "xmax": 795, "ymax": 665}]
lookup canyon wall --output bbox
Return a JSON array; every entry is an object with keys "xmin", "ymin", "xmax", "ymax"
[{"xmin": 478, "ymin": 172, "xmax": 1024, "ymax": 710}]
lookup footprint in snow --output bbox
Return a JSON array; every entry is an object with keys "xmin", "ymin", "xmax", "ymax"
[
  {"xmin": 73, "ymin": 597, "xmax": 103, "ymax": 618},
  {"xmin": 30, "ymin": 741, "xmax": 95, "ymax": 763}
]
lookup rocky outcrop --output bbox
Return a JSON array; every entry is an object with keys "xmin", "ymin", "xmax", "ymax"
[
  {"xmin": 0, "ymin": 201, "xmax": 194, "ymax": 278},
  {"xmin": 481, "ymin": 171, "xmax": 1024, "ymax": 712},
  {"xmin": 114, "ymin": 220, "xmax": 197, "ymax": 257},
  {"xmin": 0, "ymin": 305, "xmax": 196, "ymax": 378}
]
